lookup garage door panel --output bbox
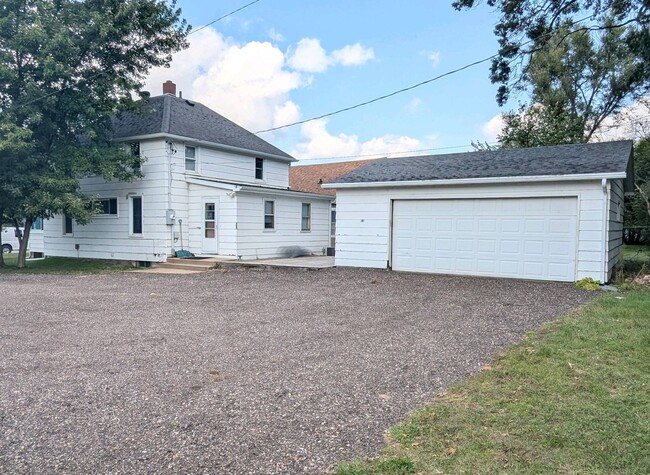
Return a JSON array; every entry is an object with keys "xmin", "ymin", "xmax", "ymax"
[
  {"xmin": 392, "ymin": 197, "xmax": 577, "ymax": 282},
  {"xmin": 456, "ymin": 219, "xmax": 474, "ymax": 232}
]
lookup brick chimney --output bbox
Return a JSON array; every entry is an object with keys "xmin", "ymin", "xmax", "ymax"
[{"xmin": 162, "ymin": 80, "xmax": 176, "ymax": 96}]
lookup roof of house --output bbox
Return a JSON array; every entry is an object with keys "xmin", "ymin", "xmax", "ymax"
[
  {"xmin": 289, "ymin": 159, "xmax": 376, "ymax": 195},
  {"xmin": 111, "ymin": 94, "xmax": 293, "ymax": 160},
  {"xmin": 328, "ymin": 141, "xmax": 633, "ymax": 185}
]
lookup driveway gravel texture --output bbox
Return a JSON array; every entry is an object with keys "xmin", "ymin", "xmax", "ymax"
[{"xmin": 0, "ymin": 267, "xmax": 594, "ymax": 474}]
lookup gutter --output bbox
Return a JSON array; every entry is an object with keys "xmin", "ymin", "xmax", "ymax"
[
  {"xmin": 115, "ymin": 132, "xmax": 295, "ymax": 163},
  {"xmin": 321, "ymin": 172, "xmax": 627, "ymax": 189},
  {"xmin": 186, "ymin": 177, "xmax": 333, "ymax": 200}
]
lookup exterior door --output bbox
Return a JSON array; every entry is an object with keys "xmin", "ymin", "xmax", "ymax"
[
  {"xmin": 391, "ymin": 197, "xmax": 578, "ymax": 282},
  {"xmin": 201, "ymin": 200, "xmax": 218, "ymax": 254}
]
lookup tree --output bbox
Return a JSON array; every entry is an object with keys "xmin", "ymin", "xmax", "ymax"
[
  {"xmin": 629, "ymin": 137, "xmax": 650, "ymax": 233},
  {"xmin": 497, "ymin": 23, "xmax": 643, "ymax": 147},
  {"xmin": 452, "ymin": 0, "xmax": 650, "ymax": 106},
  {"xmin": 499, "ymin": 104, "xmax": 586, "ymax": 148},
  {"xmin": 0, "ymin": 0, "xmax": 188, "ymax": 267}
]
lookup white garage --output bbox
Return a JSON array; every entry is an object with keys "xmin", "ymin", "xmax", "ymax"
[
  {"xmin": 392, "ymin": 197, "xmax": 577, "ymax": 281},
  {"xmin": 323, "ymin": 141, "xmax": 634, "ymax": 283}
]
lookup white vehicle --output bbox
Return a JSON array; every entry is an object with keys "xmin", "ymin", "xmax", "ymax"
[{"xmin": 1, "ymin": 225, "xmax": 22, "ymax": 253}]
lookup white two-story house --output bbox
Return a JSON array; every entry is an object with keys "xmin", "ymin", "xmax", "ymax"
[{"xmin": 44, "ymin": 81, "xmax": 333, "ymax": 262}]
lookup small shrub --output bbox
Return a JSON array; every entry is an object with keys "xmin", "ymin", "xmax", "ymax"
[{"xmin": 576, "ymin": 277, "xmax": 601, "ymax": 291}]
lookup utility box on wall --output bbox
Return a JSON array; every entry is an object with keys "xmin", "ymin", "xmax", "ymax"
[{"xmin": 166, "ymin": 209, "xmax": 176, "ymax": 225}]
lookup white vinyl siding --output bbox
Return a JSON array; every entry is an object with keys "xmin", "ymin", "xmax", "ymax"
[
  {"xmin": 235, "ymin": 193, "xmax": 330, "ymax": 259},
  {"xmin": 334, "ymin": 180, "xmax": 611, "ymax": 282},
  {"xmin": 44, "ymin": 139, "xmax": 170, "ymax": 262},
  {"xmin": 607, "ymin": 179, "xmax": 625, "ymax": 280}
]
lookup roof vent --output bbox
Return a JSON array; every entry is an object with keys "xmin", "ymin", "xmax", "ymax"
[
  {"xmin": 139, "ymin": 90, "xmax": 151, "ymax": 100},
  {"xmin": 163, "ymin": 80, "xmax": 176, "ymax": 96}
]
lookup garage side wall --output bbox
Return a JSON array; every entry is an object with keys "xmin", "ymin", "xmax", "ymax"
[
  {"xmin": 334, "ymin": 180, "xmax": 607, "ymax": 281},
  {"xmin": 607, "ymin": 179, "xmax": 625, "ymax": 281}
]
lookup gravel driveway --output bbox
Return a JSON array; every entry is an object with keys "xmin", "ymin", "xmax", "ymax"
[{"xmin": 0, "ymin": 267, "xmax": 593, "ymax": 474}]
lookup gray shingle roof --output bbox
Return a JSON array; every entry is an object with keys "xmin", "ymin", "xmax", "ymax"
[
  {"xmin": 111, "ymin": 95, "xmax": 293, "ymax": 160},
  {"xmin": 330, "ymin": 141, "xmax": 633, "ymax": 184}
]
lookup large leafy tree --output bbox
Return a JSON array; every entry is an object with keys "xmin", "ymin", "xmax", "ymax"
[
  {"xmin": 452, "ymin": 0, "xmax": 649, "ymax": 105},
  {"xmin": 0, "ymin": 0, "xmax": 188, "ymax": 267},
  {"xmin": 498, "ymin": 23, "xmax": 643, "ymax": 147},
  {"xmin": 628, "ymin": 137, "xmax": 650, "ymax": 235}
]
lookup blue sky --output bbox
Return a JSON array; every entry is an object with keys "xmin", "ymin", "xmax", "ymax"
[{"xmin": 145, "ymin": 1, "xmax": 511, "ymax": 161}]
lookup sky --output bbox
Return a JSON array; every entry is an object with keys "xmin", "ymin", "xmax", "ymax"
[{"xmin": 143, "ymin": 0, "xmax": 641, "ymax": 163}]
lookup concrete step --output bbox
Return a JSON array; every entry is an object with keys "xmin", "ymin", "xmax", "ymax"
[
  {"xmin": 153, "ymin": 261, "xmax": 216, "ymax": 272},
  {"xmin": 165, "ymin": 258, "xmax": 219, "ymax": 268},
  {"xmin": 133, "ymin": 267, "xmax": 205, "ymax": 275}
]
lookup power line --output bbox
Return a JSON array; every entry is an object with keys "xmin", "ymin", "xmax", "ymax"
[
  {"xmin": 11, "ymin": 0, "xmax": 263, "ymax": 109},
  {"xmin": 303, "ymin": 142, "xmax": 499, "ymax": 161},
  {"xmin": 189, "ymin": 0, "xmax": 261, "ymax": 36},
  {"xmin": 253, "ymin": 55, "xmax": 497, "ymax": 135},
  {"xmin": 252, "ymin": 16, "xmax": 599, "ymax": 136}
]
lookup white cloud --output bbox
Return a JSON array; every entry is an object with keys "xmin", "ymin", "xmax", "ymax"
[
  {"xmin": 331, "ymin": 43, "xmax": 375, "ymax": 66},
  {"xmin": 287, "ymin": 38, "xmax": 331, "ymax": 73},
  {"xmin": 405, "ymin": 98, "xmax": 423, "ymax": 112},
  {"xmin": 291, "ymin": 119, "xmax": 433, "ymax": 160},
  {"xmin": 428, "ymin": 51, "xmax": 441, "ymax": 68},
  {"xmin": 146, "ymin": 29, "xmax": 306, "ymax": 132},
  {"xmin": 481, "ymin": 114, "xmax": 505, "ymax": 142},
  {"xmin": 144, "ymin": 29, "xmax": 375, "ymax": 139},
  {"xmin": 287, "ymin": 38, "xmax": 374, "ymax": 73},
  {"xmin": 593, "ymin": 98, "xmax": 650, "ymax": 141},
  {"xmin": 268, "ymin": 28, "xmax": 284, "ymax": 42}
]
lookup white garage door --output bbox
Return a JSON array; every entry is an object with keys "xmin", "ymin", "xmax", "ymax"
[{"xmin": 392, "ymin": 197, "xmax": 577, "ymax": 281}]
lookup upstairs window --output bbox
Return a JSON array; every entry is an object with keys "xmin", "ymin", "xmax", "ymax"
[
  {"xmin": 96, "ymin": 198, "xmax": 118, "ymax": 216},
  {"xmin": 264, "ymin": 200, "xmax": 275, "ymax": 229},
  {"xmin": 301, "ymin": 203, "xmax": 311, "ymax": 231},
  {"xmin": 255, "ymin": 158, "xmax": 264, "ymax": 180},
  {"xmin": 185, "ymin": 145, "xmax": 197, "ymax": 171},
  {"xmin": 129, "ymin": 142, "xmax": 141, "ymax": 172},
  {"xmin": 63, "ymin": 215, "xmax": 73, "ymax": 235},
  {"xmin": 130, "ymin": 142, "xmax": 140, "ymax": 158}
]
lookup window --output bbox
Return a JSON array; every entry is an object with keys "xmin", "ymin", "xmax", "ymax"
[
  {"xmin": 96, "ymin": 198, "xmax": 118, "ymax": 216},
  {"xmin": 264, "ymin": 200, "xmax": 275, "ymax": 229},
  {"xmin": 32, "ymin": 217, "xmax": 43, "ymax": 231},
  {"xmin": 255, "ymin": 158, "xmax": 264, "ymax": 180},
  {"xmin": 130, "ymin": 142, "xmax": 140, "ymax": 158},
  {"xmin": 301, "ymin": 203, "xmax": 311, "ymax": 231},
  {"xmin": 331, "ymin": 205, "xmax": 336, "ymax": 237},
  {"xmin": 131, "ymin": 142, "xmax": 141, "ymax": 171},
  {"xmin": 185, "ymin": 145, "xmax": 197, "ymax": 171},
  {"xmin": 131, "ymin": 196, "xmax": 143, "ymax": 235},
  {"xmin": 63, "ymin": 215, "xmax": 73, "ymax": 235}
]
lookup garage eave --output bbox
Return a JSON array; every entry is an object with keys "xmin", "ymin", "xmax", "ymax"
[{"xmin": 322, "ymin": 172, "xmax": 627, "ymax": 189}]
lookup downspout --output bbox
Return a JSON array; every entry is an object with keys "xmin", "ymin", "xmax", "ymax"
[
  {"xmin": 167, "ymin": 141, "xmax": 174, "ymax": 253},
  {"xmin": 601, "ymin": 178, "xmax": 610, "ymax": 283}
]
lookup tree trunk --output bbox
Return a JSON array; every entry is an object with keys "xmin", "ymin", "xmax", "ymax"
[
  {"xmin": 14, "ymin": 217, "xmax": 32, "ymax": 269},
  {"xmin": 636, "ymin": 184, "xmax": 650, "ymax": 224}
]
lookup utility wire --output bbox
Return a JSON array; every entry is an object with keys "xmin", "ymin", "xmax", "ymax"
[
  {"xmin": 189, "ymin": 0, "xmax": 261, "ymax": 36},
  {"xmin": 11, "ymin": 0, "xmax": 262, "ymax": 109},
  {"xmin": 253, "ymin": 55, "xmax": 497, "ymax": 135},
  {"xmin": 303, "ymin": 142, "xmax": 500, "ymax": 161}
]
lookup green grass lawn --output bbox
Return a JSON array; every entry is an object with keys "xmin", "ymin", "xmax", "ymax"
[
  {"xmin": 335, "ymin": 291, "xmax": 650, "ymax": 475},
  {"xmin": 0, "ymin": 253, "xmax": 133, "ymax": 273}
]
